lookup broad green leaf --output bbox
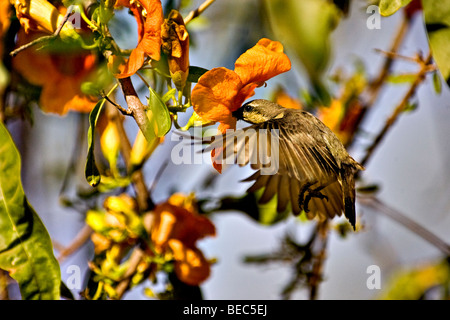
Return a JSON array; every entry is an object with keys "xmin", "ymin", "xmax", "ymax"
[
  {"xmin": 148, "ymin": 87, "xmax": 171, "ymax": 137},
  {"xmin": 85, "ymin": 100, "xmax": 105, "ymax": 187},
  {"xmin": 0, "ymin": 122, "xmax": 61, "ymax": 300},
  {"xmin": 423, "ymin": 0, "xmax": 450, "ymax": 88},
  {"xmin": 379, "ymin": 0, "xmax": 412, "ymax": 17}
]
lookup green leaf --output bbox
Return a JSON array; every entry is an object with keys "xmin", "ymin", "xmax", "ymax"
[
  {"xmin": 387, "ymin": 73, "xmax": 418, "ymax": 84},
  {"xmin": 148, "ymin": 87, "xmax": 171, "ymax": 137},
  {"xmin": 85, "ymin": 100, "xmax": 105, "ymax": 187},
  {"xmin": 161, "ymin": 88, "xmax": 177, "ymax": 104},
  {"xmin": 0, "ymin": 122, "xmax": 61, "ymax": 300},
  {"xmin": 403, "ymin": 101, "xmax": 418, "ymax": 113},
  {"xmin": 187, "ymin": 66, "xmax": 209, "ymax": 83},
  {"xmin": 379, "ymin": 0, "xmax": 412, "ymax": 17},
  {"xmin": 212, "ymin": 191, "xmax": 289, "ymax": 225},
  {"xmin": 433, "ymin": 71, "xmax": 442, "ymax": 94},
  {"xmin": 423, "ymin": 0, "xmax": 450, "ymax": 87}
]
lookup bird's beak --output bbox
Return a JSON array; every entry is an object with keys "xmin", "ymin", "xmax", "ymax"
[{"xmin": 232, "ymin": 108, "xmax": 243, "ymax": 119}]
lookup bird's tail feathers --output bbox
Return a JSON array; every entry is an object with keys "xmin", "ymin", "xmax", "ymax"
[{"xmin": 341, "ymin": 164, "xmax": 356, "ymax": 230}]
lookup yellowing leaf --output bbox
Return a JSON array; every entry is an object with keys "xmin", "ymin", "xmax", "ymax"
[
  {"xmin": 0, "ymin": 122, "xmax": 61, "ymax": 300},
  {"xmin": 379, "ymin": 0, "xmax": 412, "ymax": 17}
]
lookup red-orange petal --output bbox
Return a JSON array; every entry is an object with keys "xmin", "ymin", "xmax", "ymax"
[
  {"xmin": 168, "ymin": 239, "xmax": 211, "ymax": 286},
  {"xmin": 234, "ymin": 38, "xmax": 291, "ymax": 89},
  {"xmin": 192, "ymin": 67, "xmax": 243, "ymax": 124},
  {"xmin": 12, "ymin": 30, "xmax": 97, "ymax": 115},
  {"xmin": 114, "ymin": 0, "xmax": 162, "ymax": 78},
  {"xmin": 40, "ymin": 76, "xmax": 97, "ymax": 114}
]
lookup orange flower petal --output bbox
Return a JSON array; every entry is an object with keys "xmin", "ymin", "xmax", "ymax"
[
  {"xmin": 40, "ymin": 77, "xmax": 96, "ymax": 114},
  {"xmin": 273, "ymin": 87, "xmax": 303, "ymax": 110},
  {"xmin": 13, "ymin": 30, "xmax": 98, "ymax": 115},
  {"xmin": 168, "ymin": 239, "xmax": 211, "ymax": 286},
  {"xmin": 151, "ymin": 201, "xmax": 216, "ymax": 250},
  {"xmin": 192, "ymin": 67, "xmax": 243, "ymax": 124},
  {"xmin": 234, "ymin": 38, "xmax": 291, "ymax": 89},
  {"xmin": 162, "ymin": 10, "xmax": 190, "ymax": 89},
  {"xmin": 114, "ymin": 0, "xmax": 163, "ymax": 78},
  {"xmin": 210, "ymin": 121, "xmax": 237, "ymax": 174}
]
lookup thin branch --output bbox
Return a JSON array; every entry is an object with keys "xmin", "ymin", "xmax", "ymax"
[
  {"xmin": 55, "ymin": 225, "xmax": 94, "ymax": 263},
  {"xmin": 367, "ymin": 13, "xmax": 410, "ymax": 102},
  {"xmin": 118, "ymin": 77, "xmax": 155, "ymax": 149},
  {"xmin": 184, "ymin": 0, "xmax": 216, "ymax": 24},
  {"xmin": 114, "ymin": 247, "xmax": 145, "ymax": 299},
  {"xmin": 101, "ymin": 92, "xmax": 132, "ymax": 116},
  {"xmin": 10, "ymin": 5, "xmax": 74, "ymax": 57},
  {"xmin": 360, "ymin": 52, "xmax": 433, "ymax": 167},
  {"xmin": 374, "ymin": 49, "xmax": 422, "ymax": 64},
  {"xmin": 358, "ymin": 195, "xmax": 450, "ymax": 256},
  {"xmin": 308, "ymin": 221, "xmax": 329, "ymax": 300}
]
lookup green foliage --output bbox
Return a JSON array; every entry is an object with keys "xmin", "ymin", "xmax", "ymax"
[
  {"xmin": 378, "ymin": 0, "xmax": 412, "ymax": 16},
  {"xmin": 432, "ymin": 71, "xmax": 443, "ymax": 94},
  {"xmin": 85, "ymin": 100, "xmax": 105, "ymax": 187},
  {"xmin": 206, "ymin": 190, "xmax": 290, "ymax": 225},
  {"xmin": 264, "ymin": 0, "xmax": 343, "ymax": 105},
  {"xmin": 0, "ymin": 122, "xmax": 61, "ymax": 300},
  {"xmin": 187, "ymin": 66, "xmax": 209, "ymax": 83},
  {"xmin": 148, "ymin": 86, "xmax": 172, "ymax": 137},
  {"xmin": 379, "ymin": 259, "xmax": 450, "ymax": 300},
  {"xmin": 423, "ymin": 0, "xmax": 450, "ymax": 87},
  {"xmin": 387, "ymin": 73, "xmax": 418, "ymax": 84}
]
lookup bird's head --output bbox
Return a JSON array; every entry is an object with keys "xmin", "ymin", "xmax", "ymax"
[{"xmin": 232, "ymin": 99, "xmax": 285, "ymax": 124}]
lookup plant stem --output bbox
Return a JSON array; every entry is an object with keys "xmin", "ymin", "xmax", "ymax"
[
  {"xmin": 184, "ymin": 0, "xmax": 216, "ymax": 24},
  {"xmin": 358, "ymin": 195, "xmax": 450, "ymax": 256},
  {"xmin": 360, "ymin": 52, "xmax": 433, "ymax": 168},
  {"xmin": 309, "ymin": 221, "xmax": 329, "ymax": 300},
  {"xmin": 9, "ymin": 5, "xmax": 74, "ymax": 57}
]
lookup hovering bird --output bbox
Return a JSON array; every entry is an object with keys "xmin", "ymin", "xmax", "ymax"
[{"xmin": 205, "ymin": 99, "xmax": 364, "ymax": 229}]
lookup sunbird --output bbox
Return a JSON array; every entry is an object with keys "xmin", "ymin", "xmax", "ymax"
[{"xmin": 206, "ymin": 99, "xmax": 364, "ymax": 229}]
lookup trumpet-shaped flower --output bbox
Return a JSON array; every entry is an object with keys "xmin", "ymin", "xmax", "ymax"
[
  {"xmin": 191, "ymin": 38, "xmax": 291, "ymax": 172},
  {"xmin": 161, "ymin": 9, "xmax": 190, "ymax": 90},
  {"xmin": 113, "ymin": 0, "xmax": 163, "ymax": 78},
  {"xmin": 11, "ymin": 1, "xmax": 99, "ymax": 114},
  {"xmin": 151, "ymin": 193, "xmax": 215, "ymax": 285}
]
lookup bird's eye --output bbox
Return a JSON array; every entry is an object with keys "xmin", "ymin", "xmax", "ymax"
[{"xmin": 244, "ymin": 104, "xmax": 252, "ymax": 112}]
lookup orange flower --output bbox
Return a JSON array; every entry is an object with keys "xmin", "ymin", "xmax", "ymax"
[
  {"xmin": 12, "ymin": 0, "xmax": 68, "ymax": 34},
  {"xmin": 191, "ymin": 38, "xmax": 291, "ymax": 172},
  {"xmin": 152, "ymin": 193, "xmax": 215, "ymax": 250},
  {"xmin": 161, "ymin": 9, "xmax": 189, "ymax": 90},
  {"xmin": 167, "ymin": 239, "xmax": 211, "ymax": 286},
  {"xmin": 317, "ymin": 98, "xmax": 364, "ymax": 146},
  {"xmin": 272, "ymin": 86, "xmax": 302, "ymax": 110},
  {"xmin": 0, "ymin": 1, "xmax": 11, "ymax": 59},
  {"xmin": 12, "ymin": 30, "xmax": 98, "ymax": 114},
  {"xmin": 113, "ymin": 0, "xmax": 163, "ymax": 78},
  {"xmin": 151, "ymin": 193, "xmax": 215, "ymax": 285},
  {"xmin": 10, "ymin": 1, "xmax": 99, "ymax": 114}
]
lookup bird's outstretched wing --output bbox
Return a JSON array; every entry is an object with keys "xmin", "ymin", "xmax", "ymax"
[{"xmin": 204, "ymin": 116, "xmax": 346, "ymax": 221}]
